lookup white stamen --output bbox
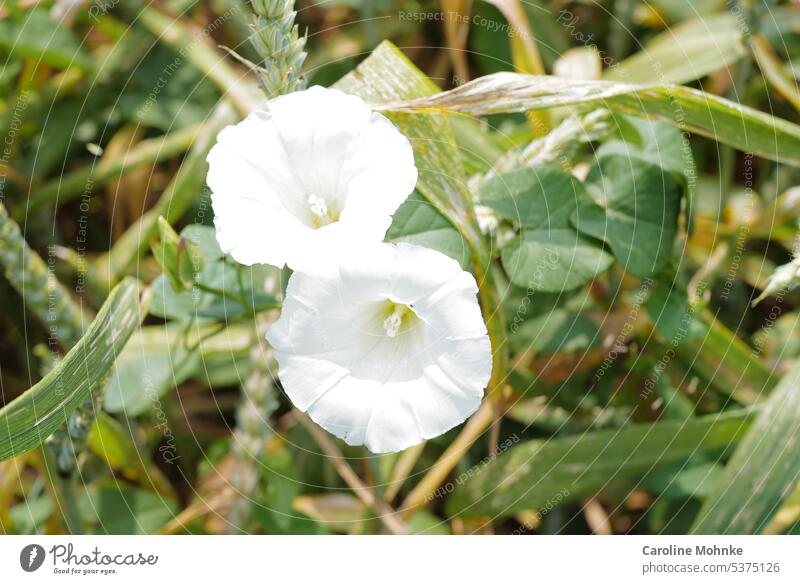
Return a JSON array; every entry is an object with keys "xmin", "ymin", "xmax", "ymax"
[
  {"xmin": 383, "ymin": 311, "xmax": 402, "ymax": 338},
  {"xmin": 307, "ymin": 194, "xmax": 329, "ymax": 218}
]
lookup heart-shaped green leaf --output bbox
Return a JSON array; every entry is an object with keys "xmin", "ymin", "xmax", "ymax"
[
  {"xmin": 572, "ymin": 155, "xmax": 682, "ymax": 278},
  {"xmin": 480, "ymin": 166, "xmax": 613, "ymax": 292}
]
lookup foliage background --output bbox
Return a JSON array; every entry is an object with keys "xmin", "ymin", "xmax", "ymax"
[{"xmin": 1, "ymin": 0, "xmax": 800, "ymax": 535}]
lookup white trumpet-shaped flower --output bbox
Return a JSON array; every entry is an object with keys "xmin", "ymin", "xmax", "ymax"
[
  {"xmin": 267, "ymin": 243, "xmax": 493, "ymax": 453},
  {"xmin": 207, "ymin": 86, "xmax": 418, "ymax": 270}
]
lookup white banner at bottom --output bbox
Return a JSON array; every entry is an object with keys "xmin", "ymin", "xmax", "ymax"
[{"xmin": 0, "ymin": 535, "xmax": 798, "ymax": 583}]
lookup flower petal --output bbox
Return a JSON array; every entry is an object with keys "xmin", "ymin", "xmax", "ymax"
[
  {"xmin": 269, "ymin": 243, "xmax": 493, "ymax": 453},
  {"xmin": 207, "ymin": 87, "xmax": 417, "ymax": 270}
]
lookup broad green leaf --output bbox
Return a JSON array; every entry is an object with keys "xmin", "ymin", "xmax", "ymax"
[
  {"xmin": 691, "ymin": 361, "xmax": 800, "ymax": 534},
  {"xmin": 446, "ymin": 410, "xmax": 754, "ymax": 518},
  {"xmin": 335, "ymin": 41, "xmax": 475, "ymax": 232},
  {"xmin": 479, "ymin": 166, "xmax": 613, "ymax": 291},
  {"xmin": 510, "ymin": 310, "xmax": 600, "ymax": 354},
  {"xmin": 386, "ymin": 192, "xmax": 472, "ymax": 268},
  {"xmin": 0, "ymin": 9, "xmax": 91, "ymax": 70},
  {"xmin": 88, "ymin": 411, "xmax": 138, "ymax": 470},
  {"xmin": 645, "ymin": 280, "xmax": 693, "ymax": 342},
  {"xmin": 603, "ymin": 116, "xmax": 696, "ymax": 229},
  {"xmin": 643, "ymin": 461, "xmax": 725, "ymax": 501},
  {"xmin": 80, "ymin": 484, "xmax": 178, "ymax": 535},
  {"xmin": 104, "ymin": 322, "xmax": 254, "ymax": 415},
  {"xmin": 180, "ymin": 224, "xmax": 224, "ymax": 261},
  {"xmin": 603, "ymin": 117, "xmax": 692, "ymax": 185},
  {"xmin": 0, "ymin": 278, "xmax": 149, "ymax": 461},
  {"xmin": 103, "ymin": 326, "xmax": 201, "ymax": 417},
  {"xmin": 380, "ymin": 72, "xmax": 800, "ymax": 166},
  {"xmin": 573, "ymin": 155, "xmax": 682, "ymax": 278},
  {"xmin": 502, "ymin": 231, "xmax": 613, "ymax": 292},
  {"xmin": 607, "ymin": 13, "xmax": 746, "ymax": 84}
]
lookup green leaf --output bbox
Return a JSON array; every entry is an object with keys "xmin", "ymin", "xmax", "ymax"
[
  {"xmin": 80, "ymin": 484, "xmax": 177, "ymax": 535},
  {"xmin": 510, "ymin": 310, "xmax": 600, "ymax": 354},
  {"xmin": 386, "ymin": 192, "xmax": 471, "ymax": 268},
  {"xmin": 117, "ymin": 45, "xmax": 220, "ymax": 131},
  {"xmin": 645, "ymin": 280, "xmax": 693, "ymax": 342},
  {"xmin": 0, "ymin": 278, "xmax": 149, "ymax": 461},
  {"xmin": 691, "ymin": 361, "xmax": 800, "ymax": 534},
  {"xmin": 446, "ymin": 410, "xmax": 754, "ymax": 518},
  {"xmin": 607, "ymin": 13, "xmax": 746, "ymax": 84},
  {"xmin": 502, "ymin": 232, "xmax": 613, "ymax": 292},
  {"xmin": 603, "ymin": 117, "xmax": 692, "ymax": 185},
  {"xmin": 103, "ymin": 326, "xmax": 201, "ymax": 417},
  {"xmin": 572, "ymin": 155, "xmax": 682, "ymax": 278},
  {"xmin": 602, "ymin": 117, "xmax": 696, "ymax": 229},
  {"xmin": 88, "ymin": 412, "xmax": 138, "ymax": 470},
  {"xmin": 335, "ymin": 41, "xmax": 475, "ymax": 234},
  {"xmin": 149, "ymin": 263, "xmax": 278, "ymax": 323},
  {"xmin": 104, "ymin": 104, "xmax": 237, "ymax": 286},
  {"xmin": 381, "ymin": 72, "xmax": 800, "ymax": 167},
  {"xmin": 642, "ymin": 461, "xmax": 725, "ymax": 501},
  {"xmin": 179, "ymin": 224, "xmax": 224, "ymax": 261},
  {"xmin": 0, "ymin": 9, "xmax": 91, "ymax": 70},
  {"xmin": 151, "ymin": 217, "xmax": 204, "ymax": 292},
  {"xmin": 479, "ymin": 166, "xmax": 613, "ymax": 291}
]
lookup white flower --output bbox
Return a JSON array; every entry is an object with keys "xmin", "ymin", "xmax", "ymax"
[
  {"xmin": 206, "ymin": 86, "xmax": 418, "ymax": 270},
  {"xmin": 267, "ymin": 243, "xmax": 493, "ymax": 453}
]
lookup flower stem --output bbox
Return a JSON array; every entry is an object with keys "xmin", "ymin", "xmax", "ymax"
[
  {"xmin": 399, "ymin": 400, "xmax": 495, "ymax": 517},
  {"xmin": 384, "ymin": 442, "xmax": 425, "ymax": 502},
  {"xmin": 294, "ymin": 411, "xmax": 411, "ymax": 535},
  {"xmin": 39, "ymin": 445, "xmax": 85, "ymax": 534}
]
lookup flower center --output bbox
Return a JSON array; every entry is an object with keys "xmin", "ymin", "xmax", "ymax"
[
  {"xmin": 307, "ymin": 194, "xmax": 338, "ymax": 228},
  {"xmin": 381, "ymin": 302, "xmax": 417, "ymax": 338}
]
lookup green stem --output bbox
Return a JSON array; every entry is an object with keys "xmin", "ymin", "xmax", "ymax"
[
  {"xmin": 21, "ymin": 124, "xmax": 200, "ymax": 218},
  {"xmin": 126, "ymin": 1, "xmax": 261, "ymax": 115},
  {"xmin": 40, "ymin": 446, "xmax": 84, "ymax": 534},
  {"xmin": 100, "ymin": 103, "xmax": 238, "ymax": 289}
]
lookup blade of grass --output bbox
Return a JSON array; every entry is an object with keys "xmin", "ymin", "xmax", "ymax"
[
  {"xmin": 0, "ymin": 278, "xmax": 151, "ymax": 461},
  {"xmin": 676, "ymin": 309, "xmax": 778, "ymax": 405},
  {"xmin": 446, "ymin": 409, "xmax": 755, "ymax": 518},
  {"xmin": 123, "ymin": 0, "xmax": 261, "ymax": 116},
  {"xmin": 294, "ymin": 410, "xmax": 411, "ymax": 535},
  {"xmin": 751, "ymin": 35, "xmax": 800, "ymax": 113},
  {"xmin": 21, "ymin": 123, "xmax": 200, "ymax": 217},
  {"xmin": 691, "ymin": 361, "xmax": 800, "ymax": 534},
  {"xmin": 379, "ymin": 72, "xmax": 800, "ymax": 166}
]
